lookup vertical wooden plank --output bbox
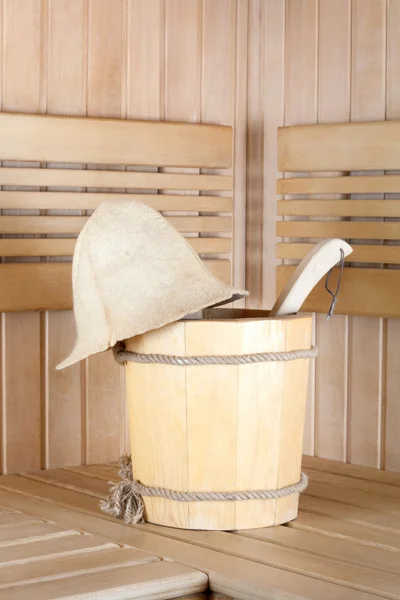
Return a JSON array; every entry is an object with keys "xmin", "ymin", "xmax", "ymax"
[
  {"xmin": 185, "ymin": 321, "xmax": 238, "ymax": 530},
  {"xmin": 385, "ymin": 0, "xmax": 400, "ymax": 472},
  {"xmin": 85, "ymin": 0, "xmax": 126, "ymax": 463},
  {"xmin": 284, "ymin": 0, "xmax": 318, "ymax": 456},
  {"xmin": 164, "ymin": 0, "xmax": 204, "ymax": 528},
  {"xmin": 46, "ymin": 0, "xmax": 88, "ymax": 468},
  {"xmin": 164, "ymin": 0, "xmax": 202, "ymax": 235},
  {"xmin": 263, "ymin": 0, "xmax": 284, "ymax": 310},
  {"xmin": 246, "ymin": 0, "xmax": 264, "ymax": 308},
  {"xmin": 2, "ymin": 0, "xmax": 44, "ymax": 473},
  {"xmin": 201, "ymin": 0, "xmax": 235, "ymax": 284},
  {"xmin": 275, "ymin": 316, "xmax": 313, "ymax": 524},
  {"xmin": 127, "ymin": 0, "xmax": 163, "ymax": 120},
  {"xmin": 126, "ymin": 325, "xmax": 189, "ymax": 528},
  {"xmin": 315, "ymin": 0, "xmax": 351, "ymax": 462},
  {"xmin": 348, "ymin": 0, "xmax": 386, "ymax": 468},
  {"xmin": 236, "ymin": 320, "xmax": 286, "ymax": 528},
  {"xmin": 126, "ymin": 0, "xmax": 164, "ymax": 454},
  {"xmin": 164, "ymin": 0, "xmax": 201, "ymax": 123},
  {"xmin": 233, "ymin": 0, "xmax": 248, "ymax": 300}
]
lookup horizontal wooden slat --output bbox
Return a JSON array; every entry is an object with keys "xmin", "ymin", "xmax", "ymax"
[
  {"xmin": 0, "ymin": 547, "xmax": 158, "ymax": 590},
  {"xmin": 0, "ymin": 112, "xmax": 232, "ymax": 168},
  {"xmin": 278, "ymin": 199, "xmax": 400, "ymax": 217},
  {"xmin": 0, "ymin": 237, "xmax": 231, "ymax": 257},
  {"xmin": 0, "ymin": 523, "xmax": 77, "ymax": 547},
  {"xmin": 0, "ymin": 260, "xmax": 231, "ymax": 312},
  {"xmin": 277, "ymin": 220, "xmax": 400, "ymax": 240},
  {"xmin": 0, "ymin": 191, "xmax": 232, "ymax": 212},
  {"xmin": 0, "ymin": 215, "xmax": 232, "ymax": 234},
  {"xmin": 276, "ymin": 243, "xmax": 400, "ymax": 264},
  {"xmin": 278, "ymin": 121, "xmax": 400, "ymax": 171},
  {"xmin": 277, "ymin": 175, "xmax": 400, "ymax": 195},
  {"xmin": 277, "ymin": 266, "xmax": 400, "ymax": 319},
  {"xmin": 0, "ymin": 561, "xmax": 208, "ymax": 600},
  {"xmin": 302, "ymin": 455, "xmax": 400, "ymax": 487},
  {"xmin": 0, "ymin": 168, "xmax": 233, "ymax": 191},
  {"xmin": 0, "ymin": 534, "xmax": 116, "ymax": 567},
  {"xmin": 290, "ymin": 511, "xmax": 400, "ymax": 554}
]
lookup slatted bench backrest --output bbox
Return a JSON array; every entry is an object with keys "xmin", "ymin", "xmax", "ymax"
[
  {"xmin": 277, "ymin": 120, "xmax": 400, "ymax": 319},
  {"xmin": 0, "ymin": 112, "xmax": 233, "ymax": 312}
]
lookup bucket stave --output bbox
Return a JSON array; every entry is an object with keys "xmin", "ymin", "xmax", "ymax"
[{"xmin": 125, "ymin": 309, "xmax": 313, "ymax": 530}]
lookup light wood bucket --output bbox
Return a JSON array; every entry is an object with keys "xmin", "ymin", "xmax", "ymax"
[{"xmin": 125, "ymin": 309, "xmax": 313, "ymax": 531}]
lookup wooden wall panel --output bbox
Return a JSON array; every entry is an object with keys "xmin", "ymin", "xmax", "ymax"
[
  {"xmin": 45, "ymin": 0, "xmax": 88, "ymax": 469},
  {"xmin": 85, "ymin": 0, "xmax": 126, "ymax": 464},
  {"xmin": 1, "ymin": 0, "xmax": 400, "ymax": 474},
  {"xmin": 2, "ymin": 0, "xmax": 44, "ymax": 473},
  {"xmin": 384, "ymin": 0, "xmax": 400, "ymax": 472},
  {"xmin": 314, "ymin": 0, "xmax": 350, "ymax": 462},
  {"xmin": 348, "ymin": 0, "xmax": 386, "ymax": 468},
  {"xmin": 284, "ymin": 0, "xmax": 318, "ymax": 456}
]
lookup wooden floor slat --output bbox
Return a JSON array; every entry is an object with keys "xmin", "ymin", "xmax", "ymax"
[
  {"xmin": 25, "ymin": 469, "xmax": 109, "ymax": 499},
  {"xmin": 300, "ymin": 494, "xmax": 400, "ymax": 532},
  {"xmin": 0, "ymin": 522, "xmax": 78, "ymax": 547},
  {"xmin": 0, "ymin": 547, "xmax": 160, "ymax": 590},
  {"xmin": 289, "ymin": 512, "xmax": 400, "ymax": 553},
  {"xmin": 303, "ymin": 456, "xmax": 400, "ymax": 487},
  {"xmin": 305, "ymin": 482, "xmax": 400, "ymax": 517},
  {"xmin": 0, "ymin": 561, "xmax": 208, "ymax": 599},
  {"xmin": 238, "ymin": 524, "xmax": 400, "ymax": 574},
  {"xmin": 0, "ymin": 511, "xmax": 41, "ymax": 528},
  {"xmin": 0, "ymin": 533, "xmax": 117, "ymax": 566},
  {"xmin": 304, "ymin": 468, "xmax": 400, "ymax": 499}
]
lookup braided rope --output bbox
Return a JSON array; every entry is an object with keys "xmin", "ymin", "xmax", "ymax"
[
  {"xmin": 114, "ymin": 342, "xmax": 318, "ymax": 366},
  {"xmin": 100, "ymin": 455, "xmax": 309, "ymax": 525}
]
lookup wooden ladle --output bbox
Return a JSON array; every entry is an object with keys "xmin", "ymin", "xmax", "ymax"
[{"xmin": 270, "ymin": 238, "xmax": 353, "ymax": 318}]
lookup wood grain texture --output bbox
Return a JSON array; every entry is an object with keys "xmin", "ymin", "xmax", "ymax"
[
  {"xmin": 277, "ymin": 266, "xmax": 400, "ymax": 320},
  {"xmin": 1, "ymin": 462, "xmax": 399, "ymax": 599},
  {"xmin": 284, "ymin": 0, "xmax": 318, "ymax": 457},
  {"xmin": 1, "ymin": 0, "xmax": 43, "ymax": 475},
  {"xmin": 263, "ymin": 0, "xmax": 284, "ymax": 308},
  {"xmin": 1, "ymin": 0, "xmax": 400, "ymax": 475},
  {"xmin": 348, "ymin": 0, "xmax": 386, "ymax": 468},
  {"xmin": 277, "ymin": 243, "xmax": 400, "ymax": 264},
  {"xmin": 44, "ymin": 0, "xmax": 88, "ymax": 471},
  {"xmin": 84, "ymin": 0, "xmax": 126, "ymax": 465},
  {"xmin": 245, "ymin": 0, "xmax": 264, "ymax": 308},
  {"xmin": 126, "ymin": 312, "xmax": 313, "ymax": 531},
  {"xmin": 384, "ymin": 0, "xmax": 400, "ymax": 473}
]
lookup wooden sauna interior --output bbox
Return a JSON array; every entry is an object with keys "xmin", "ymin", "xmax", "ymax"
[
  {"xmin": 2, "ymin": 0, "xmax": 399, "ymax": 476},
  {"xmin": 1, "ymin": 1, "xmax": 400, "ymax": 599}
]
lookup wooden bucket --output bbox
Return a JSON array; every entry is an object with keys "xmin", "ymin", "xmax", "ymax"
[{"xmin": 125, "ymin": 309, "xmax": 313, "ymax": 530}]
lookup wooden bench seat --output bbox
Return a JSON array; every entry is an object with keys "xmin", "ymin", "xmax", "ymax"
[{"xmin": 0, "ymin": 457, "xmax": 398, "ymax": 599}]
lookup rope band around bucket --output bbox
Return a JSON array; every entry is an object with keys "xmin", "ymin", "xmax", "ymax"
[
  {"xmin": 113, "ymin": 342, "xmax": 318, "ymax": 366},
  {"xmin": 100, "ymin": 455, "xmax": 309, "ymax": 524}
]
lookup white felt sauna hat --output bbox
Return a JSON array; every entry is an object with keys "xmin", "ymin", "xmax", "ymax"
[{"xmin": 57, "ymin": 199, "xmax": 248, "ymax": 370}]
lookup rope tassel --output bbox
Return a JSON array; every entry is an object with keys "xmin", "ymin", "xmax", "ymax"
[
  {"xmin": 100, "ymin": 455, "xmax": 145, "ymax": 524},
  {"xmin": 100, "ymin": 455, "xmax": 309, "ymax": 525}
]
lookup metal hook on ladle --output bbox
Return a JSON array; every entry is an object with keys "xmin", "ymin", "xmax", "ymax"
[{"xmin": 325, "ymin": 248, "xmax": 345, "ymax": 320}]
